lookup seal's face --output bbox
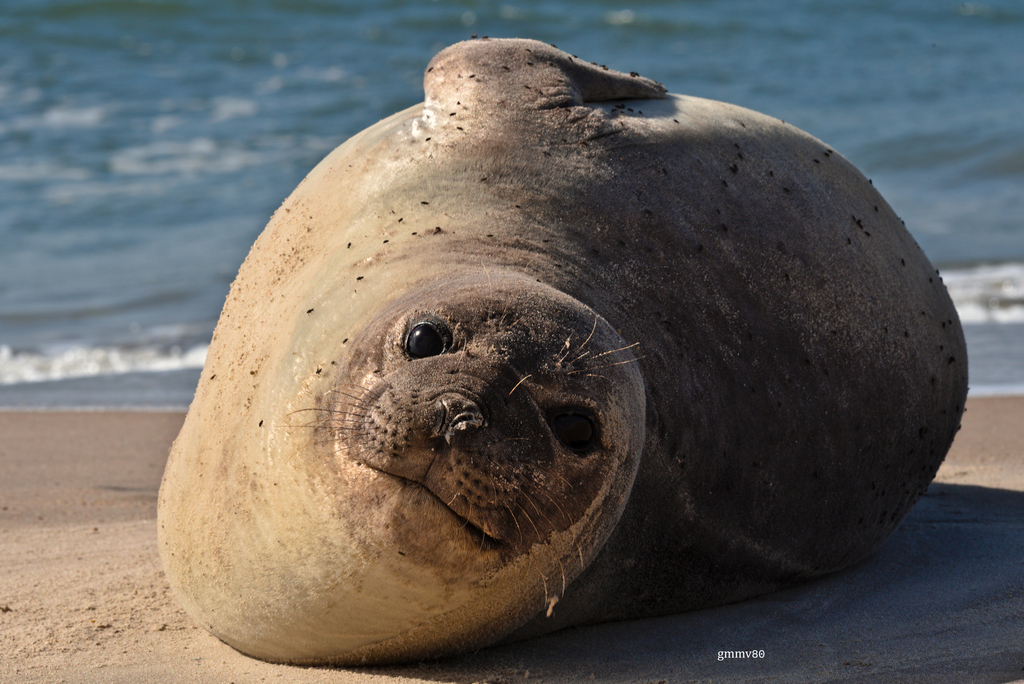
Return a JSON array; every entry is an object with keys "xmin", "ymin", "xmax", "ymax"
[{"xmin": 314, "ymin": 274, "xmax": 646, "ymax": 579}]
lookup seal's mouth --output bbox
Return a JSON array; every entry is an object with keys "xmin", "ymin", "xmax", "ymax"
[
  {"xmin": 366, "ymin": 464, "xmax": 503, "ymax": 549},
  {"xmin": 440, "ymin": 496, "xmax": 502, "ymax": 549}
]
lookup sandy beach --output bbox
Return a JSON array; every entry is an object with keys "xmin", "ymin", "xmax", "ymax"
[{"xmin": 1, "ymin": 396, "xmax": 1021, "ymax": 683}]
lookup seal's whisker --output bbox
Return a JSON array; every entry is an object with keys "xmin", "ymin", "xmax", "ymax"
[
  {"xmin": 278, "ymin": 420, "xmax": 325, "ymax": 430},
  {"xmin": 322, "ymin": 389, "xmax": 375, "ymax": 407},
  {"xmin": 553, "ymin": 547, "xmax": 567, "ymax": 595},
  {"xmin": 512, "ymin": 500, "xmax": 543, "ymax": 542},
  {"xmin": 321, "ymin": 421, "xmax": 370, "ymax": 432},
  {"xmin": 470, "ymin": 505, "xmax": 490, "ymax": 553},
  {"xmin": 317, "ymin": 408, "xmax": 370, "ymax": 421},
  {"xmin": 321, "ymin": 416, "xmax": 370, "ymax": 425},
  {"xmin": 508, "ymin": 374, "xmax": 532, "ymax": 396},
  {"xmin": 277, "ymin": 413, "xmax": 320, "ymax": 426},
  {"xmin": 326, "ymin": 419, "xmax": 368, "ymax": 432},
  {"xmin": 286, "ymin": 406, "xmax": 334, "ymax": 419},
  {"xmin": 557, "ymin": 316, "xmax": 599, "ymax": 366},
  {"xmin": 323, "ymin": 423, "xmax": 370, "ymax": 433},
  {"xmin": 289, "ymin": 420, "xmax": 367, "ymax": 463},
  {"xmin": 502, "ymin": 312, "xmax": 527, "ymax": 332},
  {"xmin": 568, "ymin": 349, "xmax": 592, "ymax": 365},
  {"xmin": 504, "ymin": 504, "xmax": 525, "ymax": 544},
  {"xmin": 319, "ymin": 405, "xmax": 373, "ymax": 421},
  {"xmin": 554, "ymin": 336, "xmax": 574, "ymax": 367},
  {"xmin": 492, "ymin": 288, "xmax": 517, "ymax": 327},
  {"xmin": 573, "ymin": 315, "xmax": 600, "ymax": 355},
  {"xmin": 533, "ymin": 483, "xmax": 575, "ymax": 527},
  {"xmin": 494, "ymin": 299, "xmax": 513, "ymax": 328},
  {"xmin": 323, "ymin": 402, "xmax": 374, "ymax": 415},
  {"xmin": 588, "ymin": 341, "xmax": 640, "ymax": 361},
  {"xmin": 310, "ymin": 420, "xmax": 355, "ymax": 434},
  {"xmin": 453, "ymin": 498, "xmax": 483, "ymax": 543},
  {"xmin": 567, "ymin": 335, "xmax": 637, "ymax": 366},
  {"xmin": 311, "ymin": 409, "xmax": 371, "ymax": 421},
  {"xmin": 567, "ymin": 356, "xmax": 644, "ymax": 375},
  {"xmin": 519, "ymin": 489, "xmax": 560, "ymax": 538},
  {"xmin": 317, "ymin": 408, "xmax": 371, "ymax": 420}
]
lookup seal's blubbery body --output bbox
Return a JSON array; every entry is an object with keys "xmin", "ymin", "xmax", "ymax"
[{"xmin": 158, "ymin": 39, "xmax": 967, "ymax": 665}]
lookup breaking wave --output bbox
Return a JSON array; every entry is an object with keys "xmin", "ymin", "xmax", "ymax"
[
  {"xmin": 942, "ymin": 262, "xmax": 1024, "ymax": 324},
  {"xmin": 0, "ymin": 343, "xmax": 207, "ymax": 385}
]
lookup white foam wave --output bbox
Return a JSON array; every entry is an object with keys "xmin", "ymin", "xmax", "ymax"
[
  {"xmin": 256, "ymin": 75, "xmax": 284, "ymax": 95},
  {"xmin": 210, "ymin": 96, "xmax": 258, "ymax": 122},
  {"xmin": 109, "ymin": 138, "xmax": 264, "ymax": 176},
  {"xmin": 605, "ymin": 9, "xmax": 638, "ymax": 25},
  {"xmin": 42, "ymin": 105, "xmax": 106, "ymax": 128},
  {"xmin": 9, "ymin": 105, "xmax": 107, "ymax": 132},
  {"xmin": 44, "ymin": 179, "xmax": 167, "ymax": 204},
  {"xmin": 0, "ymin": 343, "xmax": 207, "ymax": 385},
  {"xmin": 942, "ymin": 262, "xmax": 1024, "ymax": 324},
  {"xmin": 151, "ymin": 114, "xmax": 183, "ymax": 134},
  {"xmin": 296, "ymin": 65, "xmax": 348, "ymax": 83}
]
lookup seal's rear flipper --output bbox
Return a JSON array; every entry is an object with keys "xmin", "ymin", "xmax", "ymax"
[{"xmin": 424, "ymin": 38, "xmax": 667, "ymax": 115}]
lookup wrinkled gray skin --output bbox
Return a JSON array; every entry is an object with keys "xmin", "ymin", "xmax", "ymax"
[{"xmin": 158, "ymin": 38, "xmax": 967, "ymax": 666}]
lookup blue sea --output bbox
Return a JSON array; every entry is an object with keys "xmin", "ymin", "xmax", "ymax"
[{"xmin": 1, "ymin": 0, "xmax": 1022, "ymax": 408}]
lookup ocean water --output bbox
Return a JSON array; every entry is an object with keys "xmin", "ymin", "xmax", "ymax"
[{"xmin": 1, "ymin": 0, "xmax": 1022, "ymax": 408}]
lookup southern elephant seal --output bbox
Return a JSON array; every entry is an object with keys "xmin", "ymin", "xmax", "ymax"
[{"xmin": 158, "ymin": 38, "xmax": 967, "ymax": 665}]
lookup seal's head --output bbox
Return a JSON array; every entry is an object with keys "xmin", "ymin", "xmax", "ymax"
[{"xmin": 313, "ymin": 272, "xmax": 645, "ymax": 576}]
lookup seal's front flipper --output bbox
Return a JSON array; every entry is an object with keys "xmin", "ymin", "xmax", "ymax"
[{"xmin": 424, "ymin": 38, "xmax": 667, "ymax": 116}]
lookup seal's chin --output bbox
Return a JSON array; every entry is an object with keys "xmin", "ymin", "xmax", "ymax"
[{"xmin": 366, "ymin": 462, "xmax": 505, "ymax": 550}]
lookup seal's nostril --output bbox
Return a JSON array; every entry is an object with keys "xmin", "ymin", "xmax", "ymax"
[
  {"xmin": 437, "ymin": 394, "xmax": 485, "ymax": 443},
  {"xmin": 450, "ymin": 410, "xmax": 484, "ymax": 432}
]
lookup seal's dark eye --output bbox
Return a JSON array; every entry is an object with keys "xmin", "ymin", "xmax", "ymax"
[
  {"xmin": 551, "ymin": 413, "xmax": 595, "ymax": 451},
  {"xmin": 406, "ymin": 322, "xmax": 447, "ymax": 358}
]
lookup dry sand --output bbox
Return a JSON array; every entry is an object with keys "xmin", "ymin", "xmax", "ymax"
[{"xmin": 1, "ymin": 397, "xmax": 1021, "ymax": 683}]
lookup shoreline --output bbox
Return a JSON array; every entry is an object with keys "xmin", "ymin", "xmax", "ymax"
[{"xmin": 1, "ymin": 397, "xmax": 1021, "ymax": 683}]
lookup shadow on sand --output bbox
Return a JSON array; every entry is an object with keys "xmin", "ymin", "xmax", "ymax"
[{"xmin": 360, "ymin": 483, "xmax": 1024, "ymax": 683}]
